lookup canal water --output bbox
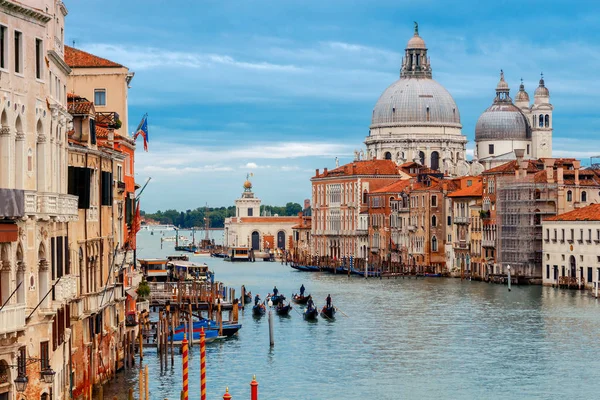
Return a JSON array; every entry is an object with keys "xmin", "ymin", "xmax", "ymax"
[{"xmin": 105, "ymin": 230, "xmax": 600, "ymax": 399}]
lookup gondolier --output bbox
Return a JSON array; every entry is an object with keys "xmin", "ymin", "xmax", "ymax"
[
  {"xmin": 254, "ymin": 294, "xmax": 261, "ymax": 306},
  {"xmin": 300, "ymin": 284, "xmax": 305, "ymax": 296},
  {"xmin": 326, "ymin": 294, "xmax": 332, "ymax": 308},
  {"xmin": 273, "ymin": 286, "xmax": 279, "ymax": 296}
]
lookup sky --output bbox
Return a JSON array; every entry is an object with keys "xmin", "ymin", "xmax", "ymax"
[{"xmin": 65, "ymin": 0, "xmax": 600, "ymax": 212}]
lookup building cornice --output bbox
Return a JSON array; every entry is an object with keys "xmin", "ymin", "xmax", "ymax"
[
  {"xmin": 0, "ymin": 0, "xmax": 52, "ymax": 23},
  {"xmin": 58, "ymin": 1, "xmax": 68, "ymax": 16},
  {"xmin": 47, "ymin": 50, "xmax": 72, "ymax": 75},
  {"xmin": 311, "ymin": 174, "xmax": 400, "ymax": 182}
]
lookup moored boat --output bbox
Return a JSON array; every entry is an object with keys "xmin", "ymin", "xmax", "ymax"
[
  {"xmin": 304, "ymin": 265, "xmax": 320, "ymax": 272},
  {"xmin": 243, "ymin": 291, "xmax": 252, "ymax": 304},
  {"xmin": 170, "ymin": 326, "xmax": 222, "ymax": 343},
  {"xmin": 320, "ymin": 305, "xmax": 336, "ymax": 319},
  {"xmin": 290, "ymin": 264, "xmax": 310, "ymax": 272},
  {"xmin": 173, "ymin": 319, "xmax": 242, "ymax": 338},
  {"xmin": 269, "ymin": 294, "xmax": 286, "ymax": 306},
  {"xmin": 424, "ymin": 273, "xmax": 442, "ymax": 277},
  {"xmin": 211, "ymin": 252, "xmax": 227, "ymax": 258}
]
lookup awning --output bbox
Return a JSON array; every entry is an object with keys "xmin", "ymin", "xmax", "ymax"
[
  {"xmin": 126, "ymin": 288, "xmax": 138, "ymax": 300},
  {"xmin": 0, "ymin": 223, "xmax": 19, "ymax": 242}
]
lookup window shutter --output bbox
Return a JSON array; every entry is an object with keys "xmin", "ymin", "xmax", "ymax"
[
  {"xmin": 64, "ymin": 236, "xmax": 70, "ymax": 275},
  {"xmin": 51, "ymin": 237, "xmax": 56, "ymax": 281},
  {"xmin": 57, "ymin": 236, "xmax": 63, "ymax": 279}
]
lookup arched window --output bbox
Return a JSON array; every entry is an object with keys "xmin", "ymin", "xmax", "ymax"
[
  {"xmin": 567, "ymin": 190, "xmax": 572, "ymax": 202},
  {"xmin": 545, "ymin": 114, "xmax": 550, "ymax": 127},
  {"xmin": 384, "ymin": 151, "xmax": 392, "ymax": 160},
  {"xmin": 431, "ymin": 215, "xmax": 437, "ymax": 227},
  {"xmin": 539, "ymin": 114, "xmax": 544, "ymax": 128},
  {"xmin": 419, "ymin": 151, "xmax": 425, "ymax": 166},
  {"xmin": 362, "ymin": 190, "xmax": 368, "ymax": 204},
  {"xmin": 426, "ymin": 106, "xmax": 430, "ymax": 121},
  {"xmin": 582, "ymin": 191, "xmax": 587, "ymax": 202},
  {"xmin": 431, "ymin": 151, "xmax": 440, "ymax": 171},
  {"xmin": 431, "ymin": 236, "xmax": 438, "ymax": 252}
]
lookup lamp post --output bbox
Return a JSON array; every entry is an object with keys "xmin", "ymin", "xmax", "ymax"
[{"xmin": 507, "ymin": 265, "xmax": 511, "ymax": 292}]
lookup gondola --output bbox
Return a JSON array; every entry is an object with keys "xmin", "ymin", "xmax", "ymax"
[
  {"xmin": 275, "ymin": 303, "xmax": 292, "ymax": 316},
  {"xmin": 304, "ymin": 265, "xmax": 320, "ymax": 272},
  {"xmin": 290, "ymin": 264, "xmax": 310, "ymax": 271},
  {"xmin": 243, "ymin": 291, "xmax": 252, "ymax": 304},
  {"xmin": 292, "ymin": 294, "xmax": 310, "ymax": 304},
  {"xmin": 211, "ymin": 252, "xmax": 227, "ymax": 258},
  {"xmin": 320, "ymin": 305, "xmax": 336, "ymax": 319},
  {"xmin": 173, "ymin": 319, "xmax": 242, "ymax": 338},
  {"xmin": 252, "ymin": 303, "xmax": 266, "ymax": 316},
  {"xmin": 303, "ymin": 306, "xmax": 318, "ymax": 320},
  {"xmin": 269, "ymin": 294, "xmax": 286, "ymax": 306}
]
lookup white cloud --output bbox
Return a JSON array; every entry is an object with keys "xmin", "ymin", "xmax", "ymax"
[{"xmin": 244, "ymin": 162, "xmax": 258, "ymax": 169}]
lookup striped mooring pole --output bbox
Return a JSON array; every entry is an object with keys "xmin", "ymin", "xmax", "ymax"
[
  {"xmin": 200, "ymin": 327, "xmax": 206, "ymax": 400},
  {"xmin": 182, "ymin": 333, "xmax": 189, "ymax": 400}
]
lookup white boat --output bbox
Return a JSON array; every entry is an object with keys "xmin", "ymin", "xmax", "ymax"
[{"xmin": 141, "ymin": 224, "xmax": 177, "ymax": 232}]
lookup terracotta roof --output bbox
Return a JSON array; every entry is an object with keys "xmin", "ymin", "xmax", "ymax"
[
  {"xmin": 545, "ymin": 204, "xmax": 600, "ymax": 222},
  {"xmin": 64, "ymin": 45, "xmax": 123, "ymax": 68},
  {"xmin": 96, "ymin": 126, "xmax": 110, "ymax": 139},
  {"xmin": 372, "ymin": 179, "xmax": 411, "ymax": 194},
  {"xmin": 315, "ymin": 160, "xmax": 399, "ymax": 178},
  {"xmin": 68, "ymin": 99, "xmax": 93, "ymax": 115},
  {"xmin": 448, "ymin": 181, "xmax": 483, "ymax": 197}
]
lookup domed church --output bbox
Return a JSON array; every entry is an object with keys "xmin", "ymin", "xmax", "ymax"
[
  {"xmin": 475, "ymin": 71, "xmax": 553, "ymax": 170},
  {"xmin": 365, "ymin": 23, "xmax": 469, "ymax": 176}
]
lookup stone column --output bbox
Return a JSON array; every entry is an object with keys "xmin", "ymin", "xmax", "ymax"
[
  {"xmin": 1, "ymin": 261, "xmax": 11, "ymax": 304},
  {"xmin": 15, "ymin": 132, "xmax": 25, "ymax": 189},
  {"xmin": 36, "ymin": 135, "xmax": 48, "ymax": 192},
  {"xmin": 38, "ymin": 259, "xmax": 50, "ymax": 308},
  {"xmin": 16, "ymin": 261, "xmax": 26, "ymax": 304},
  {"xmin": 0, "ymin": 126, "xmax": 10, "ymax": 188}
]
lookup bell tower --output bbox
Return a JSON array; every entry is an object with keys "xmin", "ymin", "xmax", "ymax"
[
  {"xmin": 531, "ymin": 73, "xmax": 553, "ymax": 158},
  {"xmin": 235, "ymin": 174, "xmax": 261, "ymax": 218}
]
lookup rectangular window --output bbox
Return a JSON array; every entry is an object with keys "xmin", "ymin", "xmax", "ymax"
[
  {"xmin": 553, "ymin": 265, "xmax": 558, "ymax": 280},
  {"xmin": 35, "ymin": 38, "xmax": 43, "ymax": 79},
  {"xmin": 447, "ymin": 216, "xmax": 451, "ymax": 226},
  {"xmin": 588, "ymin": 267, "xmax": 593, "ymax": 283},
  {"xmin": 40, "ymin": 341, "xmax": 49, "ymax": 370},
  {"xmin": 68, "ymin": 166, "xmax": 91, "ymax": 209},
  {"xmin": 0, "ymin": 25, "xmax": 6, "ymax": 69},
  {"xmin": 527, "ymin": 144, "xmax": 530, "ymax": 155},
  {"xmin": 431, "ymin": 195, "xmax": 437, "ymax": 207},
  {"xmin": 90, "ymin": 119, "xmax": 97, "ymax": 145},
  {"xmin": 561, "ymin": 229, "xmax": 565, "ymax": 241},
  {"xmin": 489, "ymin": 144, "xmax": 494, "ymax": 155},
  {"xmin": 101, "ymin": 171, "xmax": 113, "ymax": 206},
  {"xmin": 247, "ymin": 208, "xmax": 253, "ymax": 217},
  {"xmin": 14, "ymin": 31, "xmax": 22, "ymax": 73},
  {"xmin": 545, "ymin": 229, "xmax": 549, "ymax": 241},
  {"xmin": 546, "ymin": 265, "xmax": 550, "ymax": 279},
  {"xmin": 94, "ymin": 89, "xmax": 106, "ymax": 106},
  {"xmin": 117, "ymin": 165, "xmax": 123, "ymax": 182}
]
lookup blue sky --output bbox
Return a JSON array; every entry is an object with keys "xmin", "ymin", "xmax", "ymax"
[{"xmin": 65, "ymin": 0, "xmax": 600, "ymax": 212}]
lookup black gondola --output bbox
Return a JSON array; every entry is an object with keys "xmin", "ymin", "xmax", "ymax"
[
  {"xmin": 320, "ymin": 305, "xmax": 336, "ymax": 319},
  {"xmin": 276, "ymin": 303, "xmax": 292, "ymax": 316},
  {"xmin": 243, "ymin": 291, "xmax": 252, "ymax": 304},
  {"xmin": 303, "ymin": 306, "xmax": 318, "ymax": 320},
  {"xmin": 252, "ymin": 303, "xmax": 266, "ymax": 316},
  {"xmin": 269, "ymin": 294, "xmax": 286, "ymax": 306},
  {"xmin": 292, "ymin": 294, "xmax": 310, "ymax": 304}
]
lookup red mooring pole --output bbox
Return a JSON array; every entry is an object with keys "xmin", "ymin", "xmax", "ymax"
[
  {"xmin": 250, "ymin": 375, "xmax": 258, "ymax": 400},
  {"xmin": 182, "ymin": 334, "xmax": 189, "ymax": 400},
  {"xmin": 200, "ymin": 327, "xmax": 206, "ymax": 400}
]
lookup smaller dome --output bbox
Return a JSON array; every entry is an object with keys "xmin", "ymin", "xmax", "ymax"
[
  {"xmin": 496, "ymin": 70, "xmax": 509, "ymax": 91},
  {"xmin": 243, "ymin": 180, "xmax": 252, "ymax": 189},
  {"xmin": 534, "ymin": 76, "xmax": 549, "ymax": 97},
  {"xmin": 515, "ymin": 80, "xmax": 529, "ymax": 103},
  {"xmin": 407, "ymin": 34, "xmax": 426, "ymax": 49},
  {"xmin": 475, "ymin": 103, "xmax": 531, "ymax": 141}
]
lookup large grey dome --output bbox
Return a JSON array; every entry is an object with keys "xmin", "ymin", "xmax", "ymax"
[
  {"xmin": 370, "ymin": 78, "xmax": 461, "ymax": 128},
  {"xmin": 475, "ymin": 103, "xmax": 530, "ymax": 141}
]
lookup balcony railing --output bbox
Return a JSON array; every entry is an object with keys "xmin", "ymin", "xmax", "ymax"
[
  {"xmin": 83, "ymin": 286, "xmax": 116, "ymax": 314},
  {"xmin": 95, "ymin": 111, "xmax": 120, "ymax": 129},
  {"xmin": 356, "ymin": 229, "xmax": 368, "ymax": 235},
  {"xmin": 0, "ymin": 304, "xmax": 26, "ymax": 335},
  {"xmin": 54, "ymin": 274, "xmax": 78, "ymax": 303},
  {"xmin": 24, "ymin": 191, "xmax": 78, "ymax": 220},
  {"xmin": 482, "ymin": 239, "xmax": 495, "ymax": 248},
  {"xmin": 454, "ymin": 216, "xmax": 469, "ymax": 224},
  {"xmin": 136, "ymin": 300, "xmax": 150, "ymax": 314},
  {"xmin": 454, "ymin": 241, "xmax": 469, "ymax": 249}
]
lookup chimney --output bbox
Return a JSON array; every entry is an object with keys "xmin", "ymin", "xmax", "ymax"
[
  {"xmin": 375, "ymin": 168, "xmax": 379, "ymax": 175},
  {"xmin": 573, "ymin": 160, "xmax": 581, "ymax": 185},
  {"xmin": 543, "ymin": 158, "xmax": 555, "ymax": 184},
  {"xmin": 352, "ymin": 163, "xmax": 356, "ymax": 175},
  {"xmin": 315, "ymin": 168, "xmax": 319, "ymax": 177},
  {"xmin": 514, "ymin": 149, "xmax": 525, "ymax": 178},
  {"xmin": 324, "ymin": 168, "xmax": 328, "ymax": 176},
  {"xmin": 557, "ymin": 167, "xmax": 564, "ymax": 185}
]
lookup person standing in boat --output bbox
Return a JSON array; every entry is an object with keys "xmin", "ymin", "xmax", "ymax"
[
  {"xmin": 273, "ymin": 286, "xmax": 279, "ymax": 296},
  {"xmin": 307, "ymin": 295, "xmax": 314, "ymax": 310},
  {"xmin": 326, "ymin": 294, "xmax": 332, "ymax": 308},
  {"xmin": 300, "ymin": 284, "xmax": 305, "ymax": 296},
  {"xmin": 254, "ymin": 294, "xmax": 261, "ymax": 306}
]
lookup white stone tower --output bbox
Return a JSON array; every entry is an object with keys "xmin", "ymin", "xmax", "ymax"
[
  {"xmin": 530, "ymin": 74, "xmax": 553, "ymax": 158},
  {"xmin": 235, "ymin": 175, "xmax": 261, "ymax": 218}
]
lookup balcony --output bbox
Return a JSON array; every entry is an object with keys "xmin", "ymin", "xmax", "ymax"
[
  {"xmin": 54, "ymin": 274, "xmax": 78, "ymax": 303},
  {"xmin": 408, "ymin": 225, "xmax": 417, "ymax": 231},
  {"xmin": 0, "ymin": 304, "xmax": 26, "ymax": 336},
  {"xmin": 24, "ymin": 191, "xmax": 78, "ymax": 220},
  {"xmin": 95, "ymin": 111, "xmax": 121, "ymax": 129},
  {"xmin": 84, "ymin": 286, "xmax": 116, "ymax": 314},
  {"xmin": 356, "ymin": 229, "xmax": 368, "ymax": 236},
  {"xmin": 454, "ymin": 241, "xmax": 469, "ymax": 249},
  {"xmin": 136, "ymin": 300, "xmax": 150, "ymax": 314},
  {"xmin": 482, "ymin": 239, "xmax": 495, "ymax": 248},
  {"xmin": 454, "ymin": 216, "xmax": 469, "ymax": 224}
]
